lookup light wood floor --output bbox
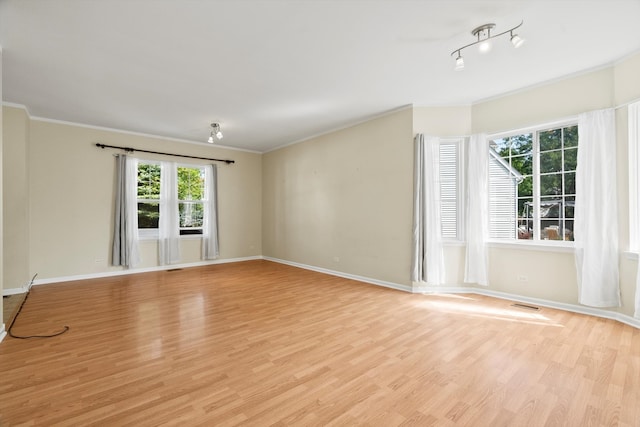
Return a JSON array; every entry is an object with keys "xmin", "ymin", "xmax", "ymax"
[{"xmin": 0, "ymin": 260, "xmax": 638, "ymax": 426}]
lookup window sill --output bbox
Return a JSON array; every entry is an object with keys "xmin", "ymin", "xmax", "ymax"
[
  {"xmin": 487, "ymin": 239, "xmax": 575, "ymax": 253},
  {"xmin": 624, "ymin": 251, "xmax": 639, "ymax": 261},
  {"xmin": 138, "ymin": 233, "xmax": 203, "ymax": 241}
]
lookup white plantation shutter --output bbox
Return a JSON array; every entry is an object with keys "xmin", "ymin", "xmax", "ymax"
[
  {"xmin": 489, "ymin": 153, "xmax": 518, "ymax": 239},
  {"xmin": 439, "ymin": 142, "xmax": 460, "ymax": 240}
]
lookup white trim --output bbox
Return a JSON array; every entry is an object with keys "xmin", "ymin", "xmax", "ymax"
[
  {"xmin": 31, "ymin": 256, "xmax": 262, "ymax": 286},
  {"xmin": 487, "ymin": 240, "xmax": 575, "ymax": 253},
  {"xmin": 0, "ymin": 324, "xmax": 6, "ymax": 344},
  {"xmin": 3, "ymin": 287, "xmax": 26, "ymax": 296},
  {"xmin": 1, "ymin": 102, "xmax": 260, "ymax": 154},
  {"xmin": 624, "ymin": 251, "xmax": 639, "ymax": 261},
  {"xmin": 264, "ymin": 258, "xmax": 639, "ymax": 329},
  {"xmin": 263, "ymin": 257, "xmax": 413, "ymax": 292},
  {"xmin": 414, "ymin": 286, "xmax": 640, "ymax": 330},
  {"xmin": 487, "ymin": 117, "xmax": 578, "ymax": 142}
]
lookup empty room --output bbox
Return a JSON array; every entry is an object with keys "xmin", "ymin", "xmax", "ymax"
[{"xmin": 1, "ymin": 0, "xmax": 640, "ymax": 425}]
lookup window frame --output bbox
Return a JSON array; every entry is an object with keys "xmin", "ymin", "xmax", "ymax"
[
  {"xmin": 136, "ymin": 160, "xmax": 208, "ymax": 240},
  {"xmin": 488, "ymin": 118, "xmax": 578, "ymax": 246}
]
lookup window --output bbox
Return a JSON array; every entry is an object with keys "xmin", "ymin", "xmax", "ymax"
[
  {"xmin": 489, "ymin": 124, "xmax": 578, "ymax": 242},
  {"xmin": 177, "ymin": 166, "xmax": 205, "ymax": 235},
  {"xmin": 439, "ymin": 139, "xmax": 464, "ymax": 240},
  {"xmin": 137, "ymin": 162, "xmax": 206, "ymax": 237},
  {"xmin": 137, "ymin": 163, "xmax": 161, "ymax": 231}
]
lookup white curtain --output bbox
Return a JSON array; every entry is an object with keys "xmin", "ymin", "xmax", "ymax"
[
  {"xmin": 411, "ymin": 134, "xmax": 445, "ymax": 285},
  {"xmin": 112, "ymin": 155, "xmax": 140, "ymax": 268},
  {"xmin": 202, "ymin": 164, "xmax": 220, "ymax": 260},
  {"xmin": 575, "ymin": 108, "xmax": 620, "ymax": 307},
  {"xmin": 464, "ymin": 134, "xmax": 489, "ymax": 286},
  {"xmin": 630, "ymin": 101, "xmax": 640, "ymax": 317},
  {"xmin": 158, "ymin": 161, "xmax": 181, "ymax": 265}
]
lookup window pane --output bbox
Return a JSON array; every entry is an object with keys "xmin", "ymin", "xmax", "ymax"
[
  {"xmin": 138, "ymin": 164, "xmax": 161, "ymax": 199},
  {"xmin": 540, "ymin": 198, "xmax": 562, "ymax": 217},
  {"xmin": 179, "ymin": 202, "xmax": 204, "ymax": 228},
  {"xmin": 491, "ymin": 138, "xmax": 510, "ymax": 157},
  {"xmin": 540, "ymin": 129, "xmax": 562, "ymax": 151},
  {"xmin": 564, "ymin": 197, "xmax": 575, "ymax": 219},
  {"xmin": 178, "ymin": 167, "xmax": 205, "ymax": 201},
  {"xmin": 518, "ymin": 176, "xmax": 533, "ymax": 197},
  {"xmin": 138, "ymin": 202, "xmax": 159, "ymax": 228},
  {"xmin": 540, "ymin": 151, "xmax": 562, "ymax": 173},
  {"xmin": 517, "ymin": 198, "xmax": 533, "ymax": 240},
  {"xmin": 510, "ymin": 134, "xmax": 533, "ymax": 156},
  {"xmin": 540, "ymin": 174, "xmax": 562, "ymax": 196},
  {"xmin": 564, "ymin": 126, "xmax": 578, "ymax": 148},
  {"xmin": 564, "ymin": 172, "xmax": 576, "ymax": 195},
  {"xmin": 564, "ymin": 219, "xmax": 575, "ymax": 241},
  {"xmin": 511, "ymin": 153, "xmax": 533, "ymax": 175},
  {"xmin": 564, "ymin": 148, "xmax": 578, "ymax": 171}
]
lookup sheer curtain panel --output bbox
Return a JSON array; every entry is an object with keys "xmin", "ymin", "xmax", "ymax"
[
  {"xmin": 575, "ymin": 108, "xmax": 620, "ymax": 307},
  {"xmin": 630, "ymin": 101, "xmax": 640, "ymax": 317},
  {"xmin": 202, "ymin": 164, "xmax": 220, "ymax": 260},
  {"xmin": 411, "ymin": 134, "xmax": 445, "ymax": 285},
  {"xmin": 158, "ymin": 161, "xmax": 181, "ymax": 265},
  {"xmin": 112, "ymin": 155, "xmax": 140, "ymax": 268},
  {"xmin": 464, "ymin": 134, "xmax": 489, "ymax": 286}
]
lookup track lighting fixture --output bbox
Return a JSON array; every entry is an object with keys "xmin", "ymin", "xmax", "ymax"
[
  {"xmin": 207, "ymin": 122, "xmax": 223, "ymax": 143},
  {"xmin": 451, "ymin": 20, "xmax": 524, "ymax": 71}
]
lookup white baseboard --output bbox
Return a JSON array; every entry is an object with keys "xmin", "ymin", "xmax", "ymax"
[
  {"xmin": 414, "ymin": 284, "xmax": 640, "ymax": 329},
  {"xmin": 3, "ymin": 287, "xmax": 26, "ymax": 296},
  {"xmin": 0, "ymin": 323, "xmax": 6, "ymax": 343},
  {"xmin": 263, "ymin": 257, "xmax": 413, "ymax": 292},
  {"xmin": 31, "ymin": 256, "xmax": 263, "ymax": 286},
  {"xmin": 7, "ymin": 256, "xmax": 639, "ymax": 332},
  {"xmin": 265, "ymin": 257, "xmax": 640, "ymax": 330}
]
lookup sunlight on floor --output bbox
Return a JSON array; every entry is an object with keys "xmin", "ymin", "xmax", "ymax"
[{"xmin": 413, "ymin": 295, "xmax": 565, "ymax": 327}]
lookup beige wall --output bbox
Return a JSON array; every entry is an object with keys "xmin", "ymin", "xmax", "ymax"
[
  {"xmin": 472, "ymin": 67, "xmax": 615, "ymax": 134},
  {"xmin": 1, "ymin": 109, "xmax": 262, "ymax": 282},
  {"xmin": 3, "ymin": 107, "xmax": 30, "ymax": 289},
  {"xmin": 263, "ymin": 108, "xmax": 414, "ymax": 286}
]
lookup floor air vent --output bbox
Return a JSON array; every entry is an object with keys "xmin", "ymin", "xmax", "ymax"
[{"xmin": 511, "ymin": 303, "xmax": 540, "ymax": 311}]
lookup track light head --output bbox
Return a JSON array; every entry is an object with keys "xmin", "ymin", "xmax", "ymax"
[
  {"xmin": 208, "ymin": 122, "xmax": 223, "ymax": 143},
  {"xmin": 510, "ymin": 32, "xmax": 525, "ymax": 48}
]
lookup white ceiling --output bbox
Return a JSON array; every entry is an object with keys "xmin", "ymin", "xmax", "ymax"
[{"xmin": 1, "ymin": 0, "xmax": 640, "ymax": 152}]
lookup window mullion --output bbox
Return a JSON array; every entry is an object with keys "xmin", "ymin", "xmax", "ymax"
[{"xmin": 533, "ymin": 131, "xmax": 541, "ymax": 241}]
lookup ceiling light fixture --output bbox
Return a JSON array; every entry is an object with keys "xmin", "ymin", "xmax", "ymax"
[
  {"xmin": 207, "ymin": 122, "xmax": 223, "ymax": 143},
  {"xmin": 451, "ymin": 20, "xmax": 524, "ymax": 71}
]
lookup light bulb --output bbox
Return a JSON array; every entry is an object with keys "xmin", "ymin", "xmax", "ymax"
[
  {"xmin": 208, "ymin": 134, "xmax": 214, "ymax": 143},
  {"xmin": 216, "ymin": 131, "xmax": 223, "ymax": 139},
  {"xmin": 511, "ymin": 33, "xmax": 524, "ymax": 48},
  {"xmin": 478, "ymin": 39, "xmax": 492, "ymax": 53},
  {"xmin": 454, "ymin": 55, "xmax": 464, "ymax": 71}
]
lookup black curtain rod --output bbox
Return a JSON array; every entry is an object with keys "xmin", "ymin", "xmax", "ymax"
[{"xmin": 95, "ymin": 143, "xmax": 235, "ymax": 164}]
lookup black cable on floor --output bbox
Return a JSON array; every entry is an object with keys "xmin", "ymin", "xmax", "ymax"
[{"xmin": 7, "ymin": 273, "xmax": 70, "ymax": 339}]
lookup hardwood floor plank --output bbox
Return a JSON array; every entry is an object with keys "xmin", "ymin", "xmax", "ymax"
[{"xmin": 1, "ymin": 260, "xmax": 639, "ymax": 426}]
